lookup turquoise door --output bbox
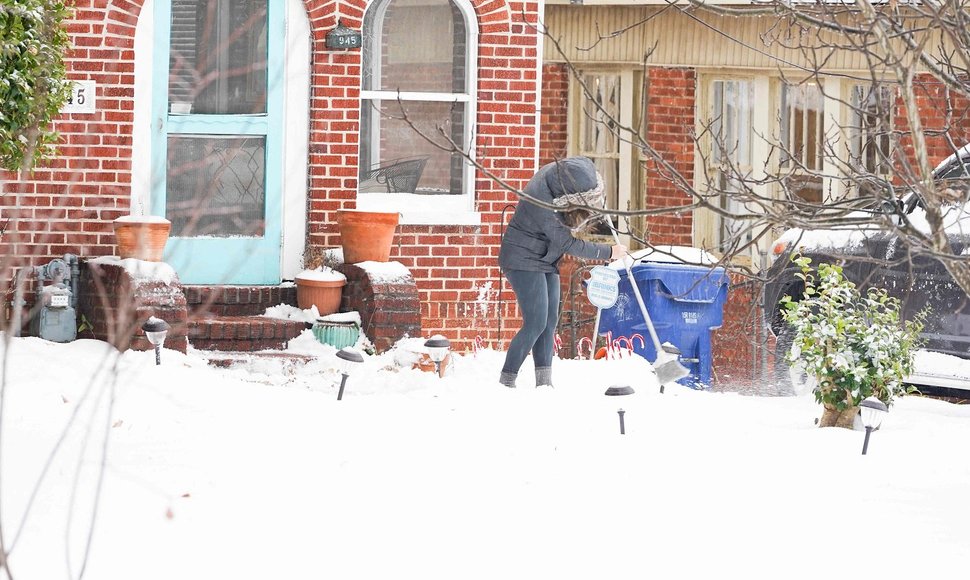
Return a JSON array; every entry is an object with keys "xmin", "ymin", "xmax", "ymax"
[{"xmin": 152, "ymin": 0, "xmax": 284, "ymax": 284}]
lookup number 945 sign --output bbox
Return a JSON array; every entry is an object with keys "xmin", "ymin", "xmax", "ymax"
[{"xmin": 63, "ymin": 80, "xmax": 96, "ymax": 114}]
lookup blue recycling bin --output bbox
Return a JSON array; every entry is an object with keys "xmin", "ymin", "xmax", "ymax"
[{"xmin": 598, "ymin": 262, "xmax": 729, "ymax": 388}]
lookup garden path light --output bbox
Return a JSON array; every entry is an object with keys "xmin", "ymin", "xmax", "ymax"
[
  {"xmin": 336, "ymin": 347, "xmax": 364, "ymax": 401},
  {"xmin": 860, "ymin": 396, "xmax": 888, "ymax": 455}
]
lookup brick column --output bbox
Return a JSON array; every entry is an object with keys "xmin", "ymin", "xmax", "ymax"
[
  {"xmin": 78, "ymin": 259, "xmax": 188, "ymax": 353},
  {"xmin": 339, "ymin": 263, "xmax": 421, "ymax": 353}
]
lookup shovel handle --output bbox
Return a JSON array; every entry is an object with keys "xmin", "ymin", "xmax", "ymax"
[{"xmin": 605, "ymin": 218, "xmax": 665, "ymax": 354}]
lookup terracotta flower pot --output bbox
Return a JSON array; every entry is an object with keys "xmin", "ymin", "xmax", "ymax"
[
  {"xmin": 113, "ymin": 216, "xmax": 171, "ymax": 262},
  {"xmin": 337, "ymin": 210, "xmax": 399, "ymax": 263},
  {"xmin": 296, "ymin": 276, "xmax": 346, "ymax": 315}
]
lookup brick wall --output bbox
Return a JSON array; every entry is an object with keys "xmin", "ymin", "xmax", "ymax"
[
  {"xmin": 710, "ymin": 272, "xmax": 770, "ymax": 388},
  {"xmin": 0, "ymin": 3, "xmax": 137, "ymax": 276},
  {"xmin": 22, "ymin": 5, "xmax": 969, "ymax": 370},
  {"xmin": 643, "ymin": 67, "xmax": 695, "ymax": 247},
  {"xmin": 895, "ymin": 74, "xmax": 970, "ymax": 174},
  {"xmin": 539, "ymin": 63, "xmax": 570, "ymax": 165}
]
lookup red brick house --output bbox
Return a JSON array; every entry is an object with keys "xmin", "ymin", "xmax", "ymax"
[
  {"xmin": 3, "ymin": 0, "xmax": 545, "ymax": 355},
  {"xmin": 4, "ymin": 1, "xmax": 970, "ymax": 386}
]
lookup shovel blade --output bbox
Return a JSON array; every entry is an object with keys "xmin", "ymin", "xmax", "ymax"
[{"xmin": 653, "ymin": 351, "xmax": 691, "ymax": 385}]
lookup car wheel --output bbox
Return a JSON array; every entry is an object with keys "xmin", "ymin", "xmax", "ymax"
[{"xmin": 774, "ymin": 325, "xmax": 816, "ymax": 396}]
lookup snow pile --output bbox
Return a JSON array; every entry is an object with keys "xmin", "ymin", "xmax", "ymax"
[
  {"xmin": 263, "ymin": 303, "xmax": 317, "ymax": 323},
  {"xmin": 356, "ymin": 260, "xmax": 413, "ymax": 283},
  {"xmin": 317, "ymin": 311, "xmax": 362, "ymax": 325},
  {"xmin": 113, "ymin": 215, "xmax": 171, "ymax": 224},
  {"xmin": 294, "ymin": 267, "xmax": 347, "ymax": 282},
  {"xmin": 1, "ymin": 334, "xmax": 969, "ymax": 579},
  {"xmin": 88, "ymin": 256, "xmax": 180, "ymax": 285}
]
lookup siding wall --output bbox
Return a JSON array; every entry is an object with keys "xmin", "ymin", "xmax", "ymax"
[{"xmin": 543, "ymin": 5, "xmax": 933, "ymax": 73}]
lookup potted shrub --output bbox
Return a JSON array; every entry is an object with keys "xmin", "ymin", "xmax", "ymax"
[
  {"xmin": 295, "ymin": 246, "xmax": 346, "ymax": 316},
  {"xmin": 780, "ymin": 256, "xmax": 926, "ymax": 428}
]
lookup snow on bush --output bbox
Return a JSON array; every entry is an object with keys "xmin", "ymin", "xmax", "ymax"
[{"xmin": 780, "ymin": 256, "xmax": 926, "ymax": 412}]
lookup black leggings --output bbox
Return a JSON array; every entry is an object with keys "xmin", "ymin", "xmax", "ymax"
[{"xmin": 501, "ymin": 269, "xmax": 560, "ymax": 374}]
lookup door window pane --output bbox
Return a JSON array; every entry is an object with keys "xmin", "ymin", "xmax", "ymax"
[
  {"xmin": 850, "ymin": 84, "xmax": 893, "ymax": 176},
  {"xmin": 710, "ymin": 79, "xmax": 754, "ymax": 252},
  {"xmin": 780, "ymin": 82, "xmax": 824, "ymax": 202},
  {"xmin": 712, "ymin": 80, "xmax": 753, "ymax": 168},
  {"xmin": 580, "ymin": 73, "xmax": 620, "ymax": 155},
  {"xmin": 167, "ymin": 135, "xmax": 266, "ymax": 237},
  {"xmin": 780, "ymin": 82, "xmax": 824, "ymax": 170},
  {"xmin": 578, "ymin": 73, "xmax": 621, "ymax": 225},
  {"xmin": 168, "ymin": 0, "xmax": 268, "ymax": 115}
]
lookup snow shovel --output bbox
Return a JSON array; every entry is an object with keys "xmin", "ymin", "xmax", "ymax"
[{"xmin": 607, "ymin": 221, "xmax": 691, "ymax": 386}]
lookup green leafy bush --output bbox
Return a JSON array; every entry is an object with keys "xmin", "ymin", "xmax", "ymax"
[
  {"xmin": 780, "ymin": 256, "xmax": 926, "ymax": 415},
  {"xmin": 0, "ymin": 0, "xmax": 71, "ymax": 172}
]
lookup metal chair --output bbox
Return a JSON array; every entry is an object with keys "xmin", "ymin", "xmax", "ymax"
[{"xmin": 359, "ymin": 155, "xmax": 429, "ymax": 193}]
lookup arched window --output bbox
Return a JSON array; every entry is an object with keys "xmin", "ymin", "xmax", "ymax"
[{"xmin": 358, "ymin": 0, "xmax": 479, "ymax": 225}]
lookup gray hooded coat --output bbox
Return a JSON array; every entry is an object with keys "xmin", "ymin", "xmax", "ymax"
[{"xmin": 499, "ymin": 157, "xmax": 612, "ymax": 273}]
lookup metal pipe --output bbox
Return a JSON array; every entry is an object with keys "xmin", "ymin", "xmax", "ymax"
[
  {"xmin": 66, "ymin": 253, "xmax": 80, "ymax": 310},
  {"xmin": 9, "ymin": 267, "xmax": 30, "ymax": 337}
]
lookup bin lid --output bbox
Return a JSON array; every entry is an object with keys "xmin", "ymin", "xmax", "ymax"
[{"xmin": 626, "ymin": 263, "xmax": 729, "ymax": 303}]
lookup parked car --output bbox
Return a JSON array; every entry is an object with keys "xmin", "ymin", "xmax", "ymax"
[{"xmin": 765, "ymin": 147, "xmax": 970, "ymax": 394}]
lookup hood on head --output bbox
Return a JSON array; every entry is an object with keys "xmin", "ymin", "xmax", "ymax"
[{"xmin": 545, "ymin": 157, "xmax": 606, "ymax": 210}]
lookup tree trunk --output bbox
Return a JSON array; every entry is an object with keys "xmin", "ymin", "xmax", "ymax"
[{"xmin": 820, "ymin": 404, "xmax": 858, "ymax": 429}]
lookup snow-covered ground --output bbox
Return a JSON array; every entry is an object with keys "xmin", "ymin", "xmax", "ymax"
[{"xmin": 2, "ymin": 329, "xmax": 970, "ymax": 579}]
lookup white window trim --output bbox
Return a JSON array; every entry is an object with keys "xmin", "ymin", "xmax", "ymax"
[
  {"xmin": 358, "ymin": 0, "xmax": 479, "ymax": 226},
  {"xmin": 131, "ymin": 0, "xmax": 311, "ymax": 279},
  {"xmin": 823, "ymin": 76, "xmax": 846, "ymax": 200}
]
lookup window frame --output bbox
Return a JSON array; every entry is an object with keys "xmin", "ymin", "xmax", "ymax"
[
  {"xmin": 778, "ymin": 78, "xmax": 826, "ymax": 204},
  {"xmin": 568, "ymin": 66, "xmax": 646, "ymax": 247},
  {"xmin": 356, "ymin": 0, "xmax": 480, "ymax": 226},
  {"xmin": 847, "ymin": 82, "xmax": 895, "ymax": 178},
  {"xmin": 695, "ymin": 74, "xmax": 766, "ymax": 260}
]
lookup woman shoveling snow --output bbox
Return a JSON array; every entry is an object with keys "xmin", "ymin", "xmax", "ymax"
[{"xmin": 497, "ymin": 156, "xmax": 627, "ymax": 388}]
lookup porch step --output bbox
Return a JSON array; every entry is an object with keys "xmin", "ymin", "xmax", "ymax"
[
  {"xmin": 186, "ymin": 315, "xmax": 308, "ymax": 351},
  {"xmin": 183, "ymin": 284, "xmax": 297, "ymax": 317}
]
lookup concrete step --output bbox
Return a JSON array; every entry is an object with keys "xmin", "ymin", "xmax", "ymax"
[
  {"xmin": 186, "ymin": 315, "xmax": 308, "ymax": 351},
  {"xmin": 200, "ymin": 350, "xmax": 316, "ymax": 371}
]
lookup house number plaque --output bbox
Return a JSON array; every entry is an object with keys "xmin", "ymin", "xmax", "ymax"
[{"xmin": 63, "ymin": 80, "xmax": 96, "ymax": 114}]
